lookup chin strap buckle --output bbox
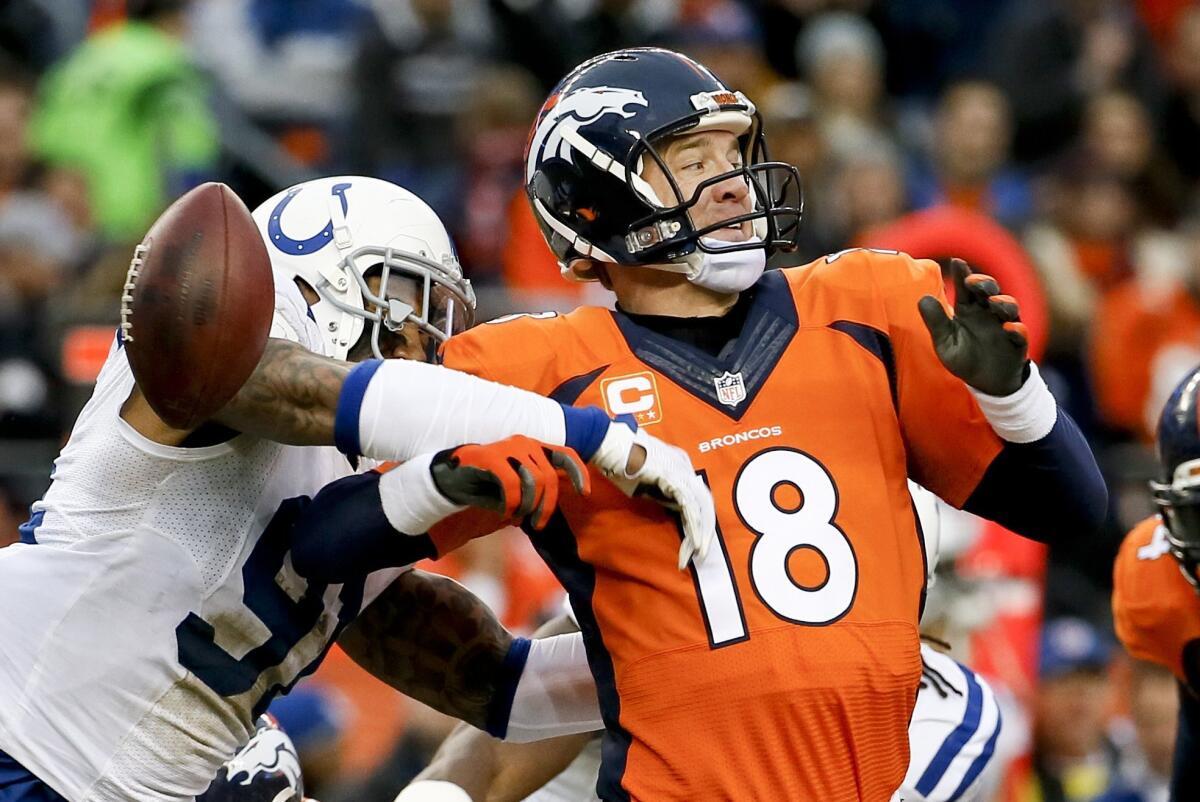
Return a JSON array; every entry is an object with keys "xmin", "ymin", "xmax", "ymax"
[{"xmin": 626, "ymin": 219, "xmax": 683, "ymax": 254}]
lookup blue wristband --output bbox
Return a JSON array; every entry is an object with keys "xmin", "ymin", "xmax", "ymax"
[
  {"xmin": 334, "ymin": 359, "xmax": 383, "ymax": 456},
  {"xmin": 561, "ymin": 404, "xmax": 614, "ymax": 461},
  {"xmin": 485, "ymin": 636, "xmax": 532, "ymax": 739}
]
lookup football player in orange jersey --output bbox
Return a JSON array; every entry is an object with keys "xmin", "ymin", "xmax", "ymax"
[
  {"xmin": 1113, "ymin": 365, "xmax": 1200, "ymax": 798},
  {"xmin": 317, "ymin": 48, "xmax": 1106, "ymax": 801}
]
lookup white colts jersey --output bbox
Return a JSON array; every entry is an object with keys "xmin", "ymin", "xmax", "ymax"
[
  {"xmin": 892, "ymin": 644, "xmax": 1003, "ymax": 802},
  {"xmin": 0, "ymin": 275, "xmax": 404, "ymax": 802}
]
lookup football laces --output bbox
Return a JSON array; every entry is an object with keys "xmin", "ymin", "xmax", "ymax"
[{"xmin": 120, "ymin": 241, "xmax": 151, "ymax": 343}]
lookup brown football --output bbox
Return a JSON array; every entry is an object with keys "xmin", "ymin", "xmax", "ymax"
[{"xmin": 121, "ymin": 183, "xmax": 274, "ymax": 430}]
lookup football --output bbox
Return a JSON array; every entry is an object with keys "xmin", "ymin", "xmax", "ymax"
[{"xmin": 121, "ymin": 182, "xmax": 274, "ymax": 430}]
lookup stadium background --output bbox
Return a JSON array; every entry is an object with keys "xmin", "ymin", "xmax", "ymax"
[{"xmin": 0, "ymin": 0, "xmax": 1192, "ymax": 799}]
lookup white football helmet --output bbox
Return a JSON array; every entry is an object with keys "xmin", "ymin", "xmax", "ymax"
[{"xmin": 252, "ymin": 175, "xmax": 475, "ymax": 360}]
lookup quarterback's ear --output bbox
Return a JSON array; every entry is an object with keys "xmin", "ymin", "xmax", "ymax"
[{"xmin": 585, "ymin": 260, "xmax": 613, "ymax": 290}]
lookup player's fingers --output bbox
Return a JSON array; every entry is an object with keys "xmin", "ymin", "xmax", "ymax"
[
  {"xmin": 949, "ymin": 257, "xmax": 971, "ymax": 307},
  {"xmin": 531, "ymin": 452, "xmax": 560, "ymax": 530},
  {"xmin": 678, "ymin": 539, "xmax": 695, "ymax": 571},
  {"xmin": 1002, "ymin": 320, "xmax": 1029, "ymax": 349},
  {"xmin": 963, "ymin": 272, "xmax": 1001, "ymax": 304},
  {"xmin": 511, "ymin": 460, "xmax": 541, "ymax": 521},
  {"xmin": 917, "ymin": 295, "xmax": 955, "ymax": 346},
  {"xmin": 987, "ymin": 294, "xmax": 1021, "ymax": 322},
  {"xmin": 694, "ymin": 480, "xmax": 715, "ymax": 562},
  {"xmin": 548, "ymin": 446, "xmax": 591, "ymax": 496}
]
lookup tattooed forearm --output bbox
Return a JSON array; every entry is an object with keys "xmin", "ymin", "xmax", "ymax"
[
  {"xmin": 213, "ymin": 338, "xmax": 351, "ymax": 445},
  {"xmin": 339, "ymin": 569, "xmax": 513, "ymax": 729}
]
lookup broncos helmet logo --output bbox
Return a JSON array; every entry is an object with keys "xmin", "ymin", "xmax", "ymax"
[
  {"xmin": 223, "ymin": 726, "xmax": 303, "ymax": 793},
  {"xmin": 525, "ymin": 86, "xmax": 648, "ymax": 181}
]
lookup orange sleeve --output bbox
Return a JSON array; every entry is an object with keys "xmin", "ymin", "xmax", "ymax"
[
  {"xmin": 1113, "ymin": 517, "xmax": 1200, "ymax": 685},
  {"xmin": 872, "ymin": 252, "xmax": 1005, "ymax": 507},
  {"xmin": 441, "ymin": 313, "xmax": 574, "ymax": 396},
  {"xmin": 428, "ymin": 508, "xmax": 509, "ymax": 558}
]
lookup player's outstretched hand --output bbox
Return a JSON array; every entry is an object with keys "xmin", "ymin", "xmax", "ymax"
[
  {"xmin": 917, "ymin": 257, "xmax": 1029, "ymax": 397},
  {"xmin": 430, "ymin": 436, "xmax": 590, "ymax": 530},
  {"xmin": 590, "ymin": 421, "xmax": 716, "ymax": 570}
]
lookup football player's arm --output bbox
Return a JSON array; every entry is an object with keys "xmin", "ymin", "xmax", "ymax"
[
  {"xmin": 397, "ymin": 615, "xmax": 597, "ymax": 802},
  {"xmin": 340, "ymin": 574, "xmax": 602, "ymax": 739},
  {"xmin": 288, "ymin": 440, "xmax": 586, "ymax": 584},
  {"xmin": 895, "ymin": 256, "xmax": 1106, "ymax": 542}
]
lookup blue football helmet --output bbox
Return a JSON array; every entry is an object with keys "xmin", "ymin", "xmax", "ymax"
[
  {"xmin": 1151, "ymin": 365, "xmax": 1200, "ymax": 592},
  {"xmin": 524, "ymin": 47, "xmax": 802, "ymax": 279}
]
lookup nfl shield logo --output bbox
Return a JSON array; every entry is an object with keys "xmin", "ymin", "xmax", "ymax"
[{"xmin": 714, "ymin": 371, "xmax": 746, "ymax": 407}]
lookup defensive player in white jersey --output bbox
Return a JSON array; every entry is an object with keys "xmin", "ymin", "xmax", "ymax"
[
  {"xmin": 0, "ymin": 176, "xmax": 713, "ymax": 802},
  {"xmin": 395, "ymin": 485, "xmax": 1004, "ymax": 802}
]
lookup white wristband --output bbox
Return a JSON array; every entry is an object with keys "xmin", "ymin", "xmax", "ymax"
[
  {"xmin": 393, "ymin": 780, "xmax": 473, "ymax": 802},
  {"xmin": 378, "ymin": 454, "xmax": 466, "ymax": 535},
  {"xmin": 969, "ymin": 362, "xmax": 1058, "ymax": 444}
]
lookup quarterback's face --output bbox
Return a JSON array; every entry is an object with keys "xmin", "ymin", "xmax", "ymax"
[{"xmin": 643, "ymin": 130, "xmax": 753, "ymax": 243}]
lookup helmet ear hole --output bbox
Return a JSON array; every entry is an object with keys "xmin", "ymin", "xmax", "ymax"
[{"xmin": 292, "ymin": 277, "xmax": 319, "ymax": 306}]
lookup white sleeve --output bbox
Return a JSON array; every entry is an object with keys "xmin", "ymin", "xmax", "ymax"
[
  {"xmin": 338, "ymin": 359, "xmax": 569, "ymax": 462},
  {"xmin": 503, "ymin": 632, "xmax": 603, "ymax": 743}
]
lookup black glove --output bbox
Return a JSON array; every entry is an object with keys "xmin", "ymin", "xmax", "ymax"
[
  {"xmin": 917, "ymin": 258, "xmax": 1029, "ymax": 397},
  {"xmin": 429, "ymin": 435, "xmax": 590, "ymax": 530}
]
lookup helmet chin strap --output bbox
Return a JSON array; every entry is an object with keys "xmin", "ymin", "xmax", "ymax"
[{"xmin": 649, "ymin": 235, "xmax": 765, "ymax": 295}]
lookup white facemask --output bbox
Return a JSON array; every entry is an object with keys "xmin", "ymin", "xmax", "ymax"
[{"xmin": 686, "ymin": 236, "xmax": 766, "ymax": 294}]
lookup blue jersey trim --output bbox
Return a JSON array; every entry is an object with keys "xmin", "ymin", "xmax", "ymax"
[
  {"xmin": 334, "ymin": 359, "xmax": 383, "ymax": 456},
  {"xmin": 947, "ymin": 702, "xmax": 1002, "ymax": 801},
  {"xmin": 915, "ymin": 665, "xmax": 984, "ymax": 795},
  {"xmin": 485, "ymin": 637, "xmax": 532, "ymax": 739},
  {"xmin": 17, "ymin": 510, "xmax": 44, "ymax": 545},
  {"xmin": 526, "ymin": 511, "xmax": 631, "ymax": 802}
]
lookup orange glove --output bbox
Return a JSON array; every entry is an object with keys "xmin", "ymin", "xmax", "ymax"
[{"xmin": 430, "ymin": 436, "xmax": 590, "ymax": 529}]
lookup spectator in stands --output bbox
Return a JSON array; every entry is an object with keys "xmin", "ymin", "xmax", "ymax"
[
  {"xmin": 1078, "ymin": 90, "xmax": 1187, "ymax": 227},
  {"xmin": 1093, "ymin": 660, "xmax": 1178, "ymax": 802},
  {"xmin": 908, "ymin": 80, "xmax": 1033, "ymax": 230},
  {"xmin": 351, "ymin": 0, "xmax": 495, "ymax": 221},
  {"xmin": 1026, "ymin": 167, "xmax": 1138, "ymax": 356},
  {"xmin": 988, "ymin": 0, "xmax": 1164, "ymax": 164},
  {"xmin": 0, "ymin": 70, "xmax": 78, "ymax": 301},
  {"xmin": 488, "ymin": 0, "xmax": 677, "ymax": 90},
  {"xmin": 28, "ymin": 0, "xmax": 218, "ymax": 243},
  {"xmin": 760, "ymin": 81, "xmax": 841, "ymax": 264},
  {"xmin": 1159, "ymin": 7, "xmax": 1200, "ymax": 184},
  {"xmin": 1088, "ymin": 220, "xmax": 1200, "ymax": 441},
  {"xmin": 827, "ymin": 142, "xmax": 909, "ymax": 248},
  {"xmin": 190, "ymin": 0, "xmax": 367, "ymax": 128},
  {"xmin": 797, "ymin": 11, "xmax": 894, "ymax": 165},
  {"xmin": 456, "ymin": 65, "xmax": 542, "ymax": 284},
  {"xmin": 1026, "ymin": 617, "xmax": 1120, "ymax": 802}
]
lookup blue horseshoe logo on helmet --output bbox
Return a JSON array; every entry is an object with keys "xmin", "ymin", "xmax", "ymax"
[{"xmin": 267, "ymin": 182, "xmax": 352, "ymax": 255}]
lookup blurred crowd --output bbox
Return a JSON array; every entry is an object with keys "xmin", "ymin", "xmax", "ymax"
[{"xmin": 3, "ymin": 0, "xmax": 1200, "ymax": 799}]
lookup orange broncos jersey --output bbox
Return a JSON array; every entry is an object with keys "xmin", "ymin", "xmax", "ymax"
[
  {"xmin": 1113, "ymin": 515, "xmax": 1200, "ymax": 689},
  {"xmin": 438, "ymin": 250, "xmax": 1006, "ymax": 801}
]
